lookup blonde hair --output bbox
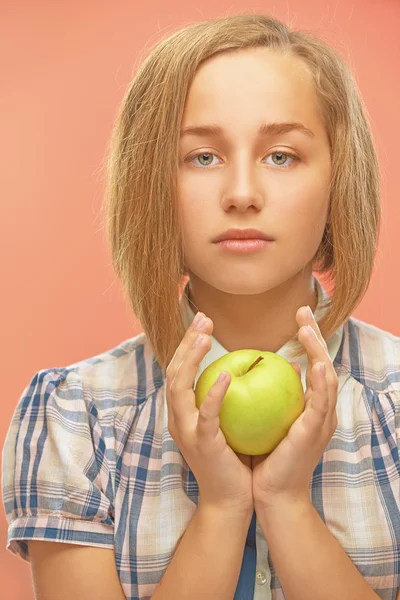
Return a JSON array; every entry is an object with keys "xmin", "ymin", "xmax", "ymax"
[{"xmin": 102, "ymin": 13, "xmax": 381, "ymax": 373}]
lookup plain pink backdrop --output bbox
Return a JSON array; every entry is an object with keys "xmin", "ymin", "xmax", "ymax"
[{"xmin": 1, "ymin": 1, "xmax": 399, "ymax": 598}]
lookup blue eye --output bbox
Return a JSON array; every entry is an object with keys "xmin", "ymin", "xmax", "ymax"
[
  {"xmin": 266, "ymin": 152, "xmax": 298, "ymax": 167},
  {"xmin": 187, "ymin": 151, "xmax": 299, "ymax": 169},
  {"xmin": 190, "ymin": 153, "xmax": 217, "ymax": 167}
]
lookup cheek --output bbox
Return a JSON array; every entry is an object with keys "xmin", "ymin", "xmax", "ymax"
[
  {"xmin": 298, "ymin": 198, "xmax": 328, "ymax": 232},
  {"xmin": 178, "ymin": 174, "xmax": 217, "ymax": 227},
  {"xmin": 178, "ymin": 194, "xmax": 210, "ymax": 256},
  {"xmin": 178, "ymin": 179, "xmax": 200, "ymax": 221},
  {"xmin": 282, "ymin": 176, "xmax": 329, "ymax": 234}
]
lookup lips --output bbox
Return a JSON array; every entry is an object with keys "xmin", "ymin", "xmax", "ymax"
[{"xmin": 213, "ymin": 228, "xmax": 274, "ymax": 243}]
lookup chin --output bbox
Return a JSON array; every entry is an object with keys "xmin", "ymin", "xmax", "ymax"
[{"xmin": 206, "ymin": 276, "xmax": 287, "ymax": 297}]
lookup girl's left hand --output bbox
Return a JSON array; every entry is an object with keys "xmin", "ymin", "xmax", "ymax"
[{"xmin": 252, "ymin": 305, "xmax": 339, "ymax": 509}]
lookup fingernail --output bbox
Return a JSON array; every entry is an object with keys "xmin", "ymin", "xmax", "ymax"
[
  {"xmin": 193, "ymin": 333, "xmax": 204, "ymax": 347},
  {"xmin": 306, "ymin": 305, "xmax": 314, "ymax": 318},
  {"xmin": 192, "ymin": 312, "xmax": 203, "ymax": 326},
  {"xmin": 194, "ymin": 316, "xmax": 207, "ymax": 330},
  {"xmin": 320, "ymin": 363, "xmax": 326, "ymax": 376},
  {"xmin": 217, "ymin": 371, "xmax": 228, "ymax": 383}
]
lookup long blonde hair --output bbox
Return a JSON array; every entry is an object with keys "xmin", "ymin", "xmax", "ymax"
[{"xmin": 101, "ymin": 13, "xmax": 381, "ymax": 373}]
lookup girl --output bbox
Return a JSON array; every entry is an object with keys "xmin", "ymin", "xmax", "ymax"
[{"xmin": 2, "ymin": 12, "xmax": 399, "ymax": 600}]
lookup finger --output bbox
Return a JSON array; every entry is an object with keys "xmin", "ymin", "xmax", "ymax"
[
  {"xmin": 298, "ymin": 322, "xmax": 334, "ymax": 388},
  {"xmin": 290, "ymin": 362, "xmax": 301, "ymax": 380},
  {"xmin": 170, "ymin": 332, "xmax": 212, "ymax": 427},
  {"xmin": 302, "ymin": 362, "xmax": 330, "ymax": 429},
  {"xmin": 296, "ymin": 306, "xmax": 336, "ymax": 384},
  {"xmin": 297, "ymin": 306, "xmax": 328, "ymax": 352},
  {"xmin": 296, "ymin": 309, "xmax": 328, "ymax": 361},
  {"xmin": 174, "ymin": 327, "xmax": 212, "ymax": 392},
  {"xmin": 297, "ymin": 315, "xmax": 338, "ymax": 412},
  {"xmin": 166, "ymin": 313, "xmax": 213, "ymax": 430},
  {"xmin": 166, "ymin": 312, "xmax": 210, "ymax": 383},
  {"xmin": 166, "ymin": 313, "xmax": 211, "ymax": 401},
  {"xmin": 197, "ymin": 370, "xmax": 231, "ymax": 440},
  {"xmin": 297, "ymin": 324, "xmax": 322, "ymax": 391},
  {"xmin": 296, "ymin": 308, "xmax": 326, "ymax": 372}
]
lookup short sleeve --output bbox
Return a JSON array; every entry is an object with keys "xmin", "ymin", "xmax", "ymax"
[
  {"xmin": 1, "ymin": 368, "xmax": 115, "ymax": 561},
  {"xmin": 395, "ymin": 388, "xmax": 400, "ymax": 466}
]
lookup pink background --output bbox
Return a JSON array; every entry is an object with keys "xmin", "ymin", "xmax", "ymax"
[{"xmin": 1, "ymin": 1, "xmax": 399, "ymax": 597}]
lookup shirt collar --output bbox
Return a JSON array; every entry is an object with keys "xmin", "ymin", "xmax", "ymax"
[{"xmin": 179, "ymin": 277, "xmax": 344, "ymax": 390}]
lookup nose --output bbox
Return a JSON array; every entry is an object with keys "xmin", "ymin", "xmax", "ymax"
[{"xmin": 220, "ymin": 158, "xmax": 264, "ymax": 212}]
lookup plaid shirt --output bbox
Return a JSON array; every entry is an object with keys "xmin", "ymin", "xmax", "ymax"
[{"xmin": 2, "ymin": 278, "xmax": 400, "ymax": 600}]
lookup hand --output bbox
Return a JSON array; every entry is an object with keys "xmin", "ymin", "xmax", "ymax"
[
  {"xmin": 166, "ymin": 312, "xmax": 253, "ymax": 515},
  {"xmin": 252, "ymin": 305, "xmax": 339, "ymax": 510}
]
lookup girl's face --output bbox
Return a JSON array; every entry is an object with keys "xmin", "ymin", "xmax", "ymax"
[{"xmin": 178, "ymin": 47, "xmax": 331, "ymax": 296}]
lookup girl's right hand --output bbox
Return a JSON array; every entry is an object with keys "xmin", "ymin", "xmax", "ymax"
[{"xmin": 165, "ymin": 311, "xmax": 254, "ymax": 515}]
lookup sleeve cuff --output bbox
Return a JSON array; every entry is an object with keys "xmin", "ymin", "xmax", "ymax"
[{"xmin": 6, "ymin": 514, "xmax": 114, "ymax": 561}]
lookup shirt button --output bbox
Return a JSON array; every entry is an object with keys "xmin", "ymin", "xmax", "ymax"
[{"xmin": 256, "ymin": 570, "xmax": 267, "ymax": 585}]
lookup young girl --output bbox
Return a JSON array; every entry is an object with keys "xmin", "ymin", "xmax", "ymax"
[{"xmin": 2, "ymin": 12, "xmax": 399, "ymax": 600}]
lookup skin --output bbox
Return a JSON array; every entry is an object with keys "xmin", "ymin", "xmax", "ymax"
[
  {"xmin": 168, "ymin": 48, "xmax": 377, "ymax": 599},
  {"xmin": 175, "ymin": 46, "xmax": 337, "ymax": 479},
  {"xmin": 178, "ymin": 46, "xmax": 332, "ymax": 355}
]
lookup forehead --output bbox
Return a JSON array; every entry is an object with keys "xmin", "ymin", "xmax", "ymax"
[{"xmin": 182, "ymin": 48, "xmax": 323, "ymax": 130}]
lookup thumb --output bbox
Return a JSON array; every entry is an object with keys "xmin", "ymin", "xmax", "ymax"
[{"xmin": 197, "ymin": 371, "xmax": 231, "ymax": 438}]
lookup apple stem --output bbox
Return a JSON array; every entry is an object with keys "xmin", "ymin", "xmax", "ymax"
[{"xmin": 246, "ymin": 356, "xmax": 264, "ymax": 374}]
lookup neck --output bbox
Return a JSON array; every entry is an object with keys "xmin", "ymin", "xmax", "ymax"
[{"xmin": 185, "ymin": 270, "xmax": 318, "ymax": 353}]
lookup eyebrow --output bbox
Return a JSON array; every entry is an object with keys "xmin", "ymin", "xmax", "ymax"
[{"xmin": 180, "ymin": 121, "xmax": 315, "ymax": 139}]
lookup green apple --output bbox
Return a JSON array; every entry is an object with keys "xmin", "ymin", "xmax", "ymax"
[{"xmin": 194, "ymin": 350, "xmax": 305, "ymax": 455}]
